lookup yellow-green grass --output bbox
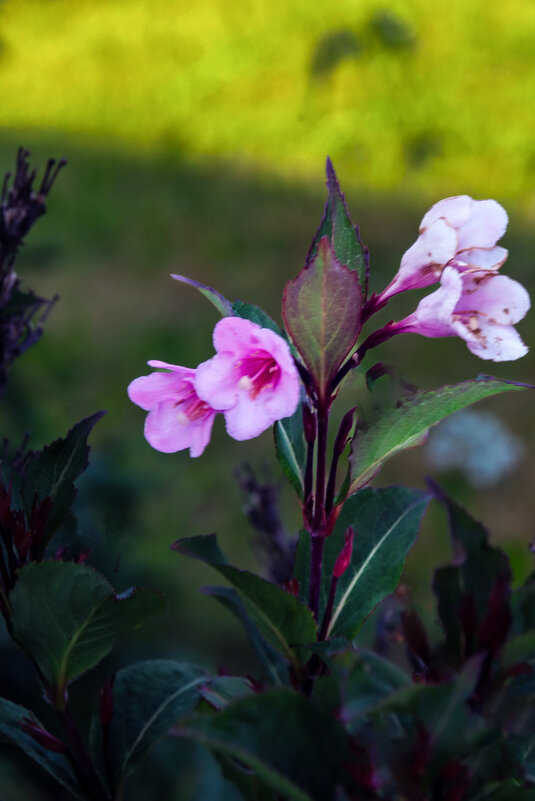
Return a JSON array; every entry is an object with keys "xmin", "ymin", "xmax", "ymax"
[{"xmin": 1, "ymin": 0, "xmax": 535, "ymax": 204}]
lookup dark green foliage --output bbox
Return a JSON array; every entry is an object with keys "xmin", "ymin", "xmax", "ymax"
[
  {"xmin": 0, "ymin": 699, "xmax": 82, "ymax": 798},
  {"xmin": 10, "ymin": 561, "xmax": 164, "ymax": 697},
  {"xmin": 274, "ymin": 404, "xmax": 306, "ymax": 499},
  {"xmin": 175, "ymin": 689, "xmax": 366, "ymax": 801},
  {"xmin": 90, "ymin": 661, "xmax": 208, "ymax": 792},
  {"xmin": 173, "ymin": 534, "xmax": 317, "ymax": 668}
]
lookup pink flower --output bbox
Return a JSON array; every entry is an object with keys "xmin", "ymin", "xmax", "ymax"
[
  {"xmin": 194, "ymin": 317, "xmax": 300, "ymax": 440},
  {"xmin": 393, "ymin": 266, "xmax": 530, "ymax": 361},
  {"xmin": 380, "ymin": 195, "xmax": 509, "ymax": 301},
  {"xmin": 128, "ymin": 361, "xmax": 216, "ymax": 456}
]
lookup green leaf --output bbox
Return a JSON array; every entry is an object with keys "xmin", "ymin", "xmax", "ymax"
[
  {"xmin": 91, "ymin": 660, "xmax": 207, "ymax": 790},
  {"xmin": 10, "ymin": 561, "xmax": 164, "ymax": 695},
  {"xmin": 378, "ymin": 656, "xmax": 484, "ymax": 782},
  {"xmin": 0, "ymin": 698, "xmax": 82, "ymax": 798},
  {"xmin": 274, "ymin": 404, "xmax": 305, "ymax": 498},
  {"xmin": 200, "ymin": 677, "xmax": 254, "ymax": 710},
  {"xmin": 323, "ymin": 487, "xmax": 430, "ymax": 638},
  {"xmin": 171, "ymin": 274, "xmax": 233, "ymax": 316},
  {"xmin": 349, "ymin": 377, "xmax": 530, "ymax": 492},
  {"xmin": 283, "ymin": 237, "xmax": 361, "ymax": 402},
  {"xmin": 308, "ymin": 158, "xmax": 368, "ymax": 295},
  {"xmin": 175, "ymin": 689, "xmax": 357, "ymax": 801},
  {"xmin": 203, "ymin": 586, "xmax": 289, "ymax": 685},
  {"xmin": 344, "ymin": 648, "xmax": 411, "ymax": 715},
  {"xmin": 173, "ymin": 535, "xmax": 317, "ymax": 666},
  {"xmin": 433, "ymin": 483, "xmax": 512, "ymax": 659},
  {"xmin": 21, "ymin": 412, "xmax": 105, "ymax": 549},
  {"xmin": 231, "ymin": 300, "xmax": 283, "ymax": 335}
]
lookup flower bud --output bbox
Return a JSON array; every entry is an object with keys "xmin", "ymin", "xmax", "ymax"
[{"xmin": 333, "ymin": 527, "xmax": 354, "ymax": 578}]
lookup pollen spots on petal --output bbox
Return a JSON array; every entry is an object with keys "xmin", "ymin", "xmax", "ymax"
[{"xmin": 467, "ymin": 315, "xmax": 480, "ymax": 332}]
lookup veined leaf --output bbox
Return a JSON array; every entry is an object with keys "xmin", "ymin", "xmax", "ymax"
[
  {"xmin": 274, "ymin": 404, "xmax": 305, "ymax": 498},
  {"xmin": 349, "ymin": 377, "xmax": 531, "ymax": 493},
  {"xmin": 0, "ymin": 698, "xmax": 82, "ymax": 798},
  {"xmin": 283, "ymin": 237, "xmax": 361, "ymax": 402},
  {"xmin": 10, "ymin": 561, "xmax": 163, "ymax": 695},
  {"xmin": 171, "ymin": 274, "xmax": 233, "ymax": 316},
  {"xmin": 90, "ymin": 660, "xmax": 207, "ymax": 788},
  {"xmin": 231, "ymin": 300, "xmax": 283, "ymax": 335},
  {"xmin": 308, "ymin": 158, "xmax": 368, "ymax": 295},
  {"xmin": 173, "ymin": 535, "xmax": 317, "ymax": 666},
  {"xmin": 175, "ymin": 689, "xmax": 358, "ymax": 801},
  {"xmin": 323, "ymin": 487, "xmax": 430, "ymax": 637}
]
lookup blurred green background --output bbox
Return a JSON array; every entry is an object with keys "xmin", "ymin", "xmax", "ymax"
[{"xmin": 0, "ymin": 0, "xmax": 534, "ymax": 797}]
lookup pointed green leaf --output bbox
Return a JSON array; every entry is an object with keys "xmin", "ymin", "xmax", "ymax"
[
  {"xmin": 171, "ymin": 274, "xmax": 233, "ymax": 316},
  {"xmin": 349, "ymin": 377, "xmax": 531, "ymax": 492},
  {"xmin": 90, "ymin": 660, "xmax": 207, "ymax": 788},
  {"xmin": 173, "ymin": 535, "xmax": 317, "ymax": 666},
  {"xmin": 10, "ymin": 561, "xmax": 164, "ymax": 693},
  {"xmin": 283, "ymin": 237, "xmax": 361, "ymax": 402},
  {"xmin": 231, "ymin": 300, "xmax": 283, "ymax": 335},
  {"xmin": 175, "ymin": 689, "xmax": 357, "ymax": 801},
  {"xmin": 204, "ymin": 586, "xmax": 289, "ymax": 685},
  {"xmin": 0, "ymin": 698, "xmax": 82, "ymax": 798},
  {"xmin": 200, "ymin": 677, "xmax": 254, "ymax": 710},
  {"xmin": 21, "ymin": 412, "xmax": 105, "ymax": 548},
  {"xmin": 323, "ymin": 487, "xmax": 430, "ymax": 637},
  {"xmin": 274, "ymin": 404, "xmax": 305, "ymax": 498},
  {"xmin": 308, "ymin": 158, "xmax": 368, "ymax": 295}
]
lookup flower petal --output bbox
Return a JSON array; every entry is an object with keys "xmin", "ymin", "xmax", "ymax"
[
  {"xmin": 194, "ymin": 352, "xmax": 239, "ymax": 410},
  {"xmin": 144, "ymin": 400, "xmax": 214, "ymax": 454},
  {"xmin": 382, "ymin": 218, "xmax": 458, "ymax": 299},
  {"xmin": 456, "ymin": 199, "xmax": 508, "ymax": 250},
  {"xmin": 213, "ymin": 316, "xmax": 262, "ymax": 356},
  {"xmin": 455, "ymin": 246, "xmax": 508, "ymax": 271},
  {"xmin": 420, "ymin": 195, "xmax": 472, "ymax": 231},
  {"xmin": 223, "ymin": 393, "xmax": 276, "ymax": 440},
  {"xmin": 128, "ymin": 368, "xmax": 193, "ymax": 411},
  {"xmin": 455, "ymin": 273, "xmax": 530, "ymax": 325},
  {"xmin": 461, "ymin": 319, "xmax": 529, "ymax": 362},
  {"xmin": 410, "ymin": 266, "xmax": 462, "ymax": 337}
]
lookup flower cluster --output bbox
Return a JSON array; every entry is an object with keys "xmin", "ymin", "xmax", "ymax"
[
  {"xmin": 128, "ymin": 317, "xmax": 300, "ymax": 456},
  {"xmin": 380, "ymin": 195, "xmax": 530, "ymax": 361}
]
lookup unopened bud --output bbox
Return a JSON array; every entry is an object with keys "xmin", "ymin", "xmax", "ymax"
[
  {"xmin": 99, "ymin": 675, "xmax": 115, "ymax": 727},
  {"xmin": 284, "ymin": 577, "xmax": 299, "ymax": 597},
  {"xmin": 21, "ymin": 718, "xmax": 66, "ymax": 753},
  {"xmin": 302, "ymin": 403, "xmax": 316, "ymax": 444},
  {"xmin": 333, "ymin": 527, "xmax": 354, "ymax": 578},
  {"xmin": 333, "ymin": 408, "xmax": 357, "ymax": 458}
]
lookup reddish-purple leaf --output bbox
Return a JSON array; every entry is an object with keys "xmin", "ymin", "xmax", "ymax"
[{"xmin": 282, "ymin": 237, "xmax": 361, "ymax": 404}]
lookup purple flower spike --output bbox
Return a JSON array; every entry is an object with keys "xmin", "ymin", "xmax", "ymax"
[
  {"xmin": 128, "ymin": 361, "xmax": 216, "ymax": 456},
  {"xmin": 194, "ymin": 318, "xmax": 300, "ymax": 441},
  {"xmin": 380, "ymin": 195, "xmax": 509, "ymax": 301},
  {"xmin": 395, "ymin": 266, "xmax": 530, "ymax": 361}
]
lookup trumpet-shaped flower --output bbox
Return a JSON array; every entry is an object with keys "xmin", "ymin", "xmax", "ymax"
[
  {"xmin": 128, "ymin": 361, "xmax": 216, "ymax": 456},
  {"xmin": 194, "ymin": 317, "xmax": 300, "ymax": 440},
  {"xmin": 393, "ymin": 266, "xmax": 530, "ymax": 361},
  {"xmin": 380, "ymin": 196, "xmax": 509, "ymax": 301}
]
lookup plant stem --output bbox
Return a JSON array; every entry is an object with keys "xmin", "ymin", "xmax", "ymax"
[
  {"xmin": 308, "ymin": 402, "xmax": 329, "ymax": 620},
  {"xmin": 58, "ymin": 701, "xmax": 110, "ymax": 801},
  {"xmin": 319, "ymin": 574, "xmax": 338, "ymax": 640},
  {"xmin": 308, "ymin": 535, "xmax": 324, "ymax": 621}
]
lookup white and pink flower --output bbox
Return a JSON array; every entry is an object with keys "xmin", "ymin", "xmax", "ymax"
[
  {"xmin": 194, "ymin": 317, "xmax": 300, "ymax": 440},
  {"xmin": 128, "ymin": 361, "xmax": 216, "ymax": 456},
  {"xmin": 380, "ymin": 195, "xmax": 509, "ymax": 301},
  {"xmin": 393, "ymin": 266, "xmax": 530, "ymax": 361}
]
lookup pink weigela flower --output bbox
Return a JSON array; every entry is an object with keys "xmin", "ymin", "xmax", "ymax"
[
  {"xmin": 393, "ymin": 266, "xmax": 530, "ymax": 361},
  {"xmin": 380, "ymin": 195, "xmax": 509, "ymax": 301},
  {"xmin": 194, "ymin": 317, "xmax": 300, "ymax": 440},
  {"xmin": 128, "ymin": 361, "xmax": 216, "ymax": 456}
]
